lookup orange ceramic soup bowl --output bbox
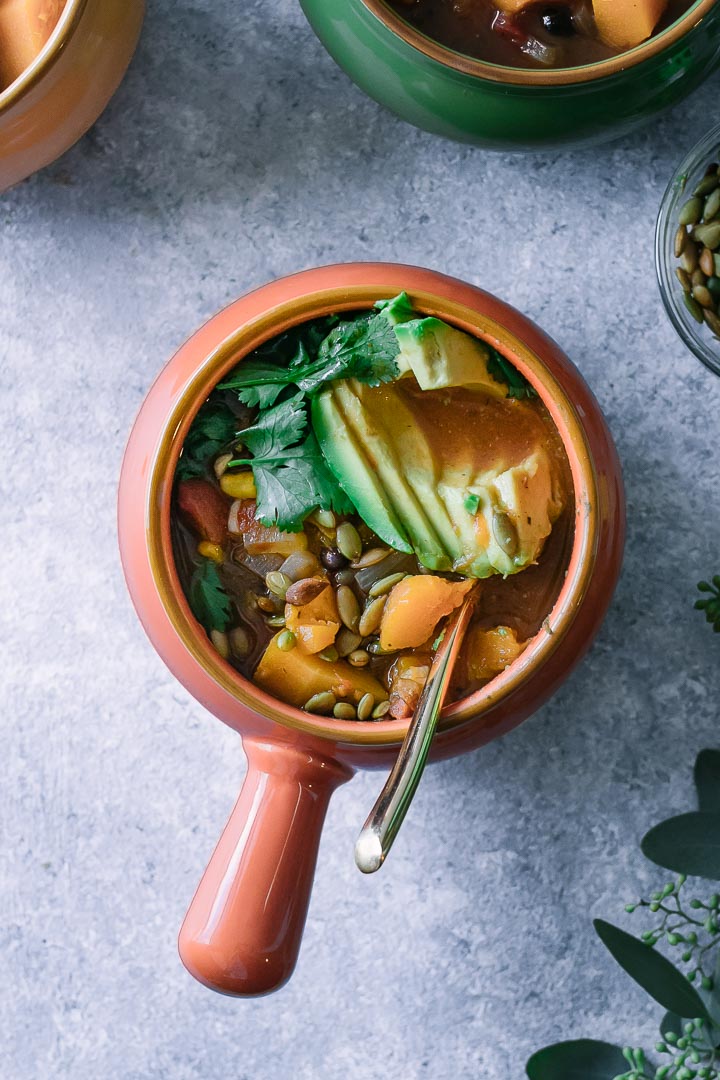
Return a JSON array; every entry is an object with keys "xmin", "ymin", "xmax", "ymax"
[
  {"xmin": 118, "ymin": 263, "xmax": 625, "ymax": 997},
  {"xmin": 0, "ymin": 0, "xmax": 144, "ymax": 192}
]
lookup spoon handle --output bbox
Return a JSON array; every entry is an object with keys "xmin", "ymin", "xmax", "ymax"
[{"xmin": 354, "ymin": 595, "xmax": 476, "ymax": 874}]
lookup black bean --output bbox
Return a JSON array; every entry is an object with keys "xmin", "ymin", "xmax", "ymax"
[{"xmin": 320, "ymin": 547, "xmax": 348, "ymax": 571}]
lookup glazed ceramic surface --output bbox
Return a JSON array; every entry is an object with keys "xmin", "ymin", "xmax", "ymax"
[
  {"xmin": 0, "ymin": 0, "xmax": 144, "ymax": 192},
  {"xmin": 118, "ymin": 263, "xmax": 625, "ymax": 996},
  {"xmin": 300, "ymin": 0, "xmax": 720, "ymax": 149}
]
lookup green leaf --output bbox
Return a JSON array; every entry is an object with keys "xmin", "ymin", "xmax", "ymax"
[
  {"xmin": 641, "ymin": 812, "xmax": 720, "ymax": 881},
  {"xmin": 250, "ymin": 434, "xmax": 353, "ymax": 532},
  {"xmin": 301, "ymin": 310, "xmax": 400, "ymax": 392},
  {"xmin": 526, "ymin": 1040, "xmax": 628, "ymax": 1080},
  {"xmin": 175, "ymin": 397, "xmax": 237, "ymax": 479},
  {"xmin": 696, "ymin": 750, "xmax": 720, "ymax": 813},
  {"xmin": 231, "ymin": 392, "xmax": 307, "ymax": 461},
  {"xmin": 594, "ymin": 919, "xmax": 712, "ymax": 1021},
  {"xmin": 487, "ymin": 347, "xmax": 537, "ymax": 400},
  {"xmin": 188, "ymin": 561, "xmax": 232, "ymax": 633}
]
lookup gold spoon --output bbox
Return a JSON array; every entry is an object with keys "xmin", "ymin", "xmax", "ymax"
[{"xmin": 354, "ymin": 590, "xmax": 478, "ymax": 873}]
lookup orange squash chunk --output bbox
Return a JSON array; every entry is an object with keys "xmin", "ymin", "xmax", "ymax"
[
  {"xmin": 466, "ymin": 625, "xmax": 526, "ymax": 682},
  {"xmin": 495, "ymin": 0, "xmax": 536, "ymax": 11},
  {"xmin": 254, "ymin": 634, "xmax": 385, "ymax": 708},
  {"xmin": 0, "ymin": 0, "xmax": 65, "ymax": 91},
  {"xmin": 285, "ymin": 580, "xmax": 340, "ymax": 655},
  {"xmin": 379, "ymin": 575, "xmax": 474, "ymax": 653},
  {"xmin": 592, "ymin": 0, "xmax": 668, "ymax": 48}
]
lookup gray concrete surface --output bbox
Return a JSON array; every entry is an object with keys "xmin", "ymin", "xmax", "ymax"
[{"xmin": 2, "ymin": 2, "xmax": 720, "ymax": 1077}]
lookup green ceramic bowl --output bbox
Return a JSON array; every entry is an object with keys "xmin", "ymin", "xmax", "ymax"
[{"xmin": 300, "ymin": 0, "xmax": 720, "ymax": 149}]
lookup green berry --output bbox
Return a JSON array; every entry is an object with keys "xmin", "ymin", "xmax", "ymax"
[
  {"xmin": 650, "ymin": 902, "xmax": 661, "ymax": 912},
  {"xmin": 668, "ymin": 933, "xmax": 681, "ymax": 945},
  {"xmin": 701, "ymin": 975, "xmax": 713, "ymax": 991},
  {"xmin": 626, "ymin": 904, "xmax": 637, "ymax": 913},
  {"xmin": 691, "ymin": 900, "xmax": 704, "ymax": 909},
  {"xmin": 710, "ymin": 894, "xmax": 719, "ymax": 909}
]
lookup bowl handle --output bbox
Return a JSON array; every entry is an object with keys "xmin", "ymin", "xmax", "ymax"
[{"xmin": 178, "ymin": 736, "xmax": 353, "ymax": 996}]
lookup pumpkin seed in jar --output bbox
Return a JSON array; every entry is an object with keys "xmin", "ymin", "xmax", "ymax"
[
  {"xmin": 348, "ymin": 649, "xmax": 370, "ymax": 667},
  {"xmin": 705, "ymin": 187, "xmax": 720, "ymax": 221},
  {"xmin": 336, "ymin": 522, "xmax": 362, "ymax": 562},
  {"xmin": 700, "ymin": 247, "xmax": 716, "ymax": 277},
  {"xmin": 704, "ymin": 308, "xmax": 720, "ymax": 336},
  {"xmin": 351, "ymin": 546, "xmax": 391, "ymax": 569},
  {"xmin": 333, "ymin": 702, "xmax": 357, "ymax": 720},
  {"xmin": 336, "ymin": 628, "xmax": 362, "ymax": 657},
  {"xmin": 358, "ymin": 596, "xmax": 387, "ymax": 637},
  {"xmin": 372, "ymin": 700, "xmax": 391, "ymax": 719},
  {"xmin": 695, "ymin": 172, "xmax": 720, "ymax": 197},
  {"xmin": 681, "ymin": 242, "xmax": 699, "ymax": 274},
  {"xmin": 683, "ymin": 291, "xmax": 704, "ymax": 323},
  {"xmin": 693, "ymin": 222, "xmax": 720, "ymax": 249},
  {"xmin": 368, "ymin": 572, "xmax": 406, "ymax": 598},
  {"xmin": 265, "ymin": 570, "xmax": 292, "ymax": 598},
  {"xmin": 679, "ymin": 196, "xmax": 703, "ymax": 226},
  {"xmin": 337, "ymin": 585, "xmax": 361, "ymax": 631},
  {"xmin": 357, "ymin": 693, "xmax": 375, "ymax": 721},
  {"xmin": 210, "ymin": 629, "xmax": 230, "ymax": 659},
  {"xmin": 674, "ymin": 225, "xmax": 688, "ymax": 259},
  {"xmin": 492, "ymin": 510, "xmax": 519, "ymax": 558},
  {"xmin": 693, "ymin": 284, "xmax": 715, "ymax": 309},
  {"xmin": 305, "ymin": 692, "xmax": 336, "ymax": 714},
  {"xmin": 676, "ymin": 267, "xmax": 691, "ymax": 291},
  {"xmin": 277, "ymin": 629, "xmax": 296, "ymax": 652}
]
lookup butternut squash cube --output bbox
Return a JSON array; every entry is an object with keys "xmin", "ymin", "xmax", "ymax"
[
  {"xmin": 592, "ymin": 0, "xmax": 669, "ymax": 48},
  {"xmin": 254, "ymin": 634, "xmax": 385, "ymax": 708},
  {"xmin": 466, "ymin": 625, "xmax": 526, "ymax": 682},
  {"xmin": 379, "ymin": 575, "xmax": 474, "ymax": 653},
  {"xmin": 285, "ymin": 581, "xmax": 340, "ymax": 655}
]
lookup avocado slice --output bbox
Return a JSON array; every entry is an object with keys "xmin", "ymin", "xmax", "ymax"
[
  {"xmin": 311, "ymin": 391, "xmax": 412, "ymax": 554},
  {"xmin": 328, "ymin": 381, "xmax": 452, "ymax": 570},
  {"xmin": 375, "ymin": 291, "xmax": 416, "ymax": 327},
  {"xmin": 394, "ymin": 317, "xmax": 509, "ymax": 396}
]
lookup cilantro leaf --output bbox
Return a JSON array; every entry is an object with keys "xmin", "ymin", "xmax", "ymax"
[
  {"xmin": 301, "ymin": 311, "xmax": 400, "ymax": 392},
  {"xmin": 250, "ymin": 434, "xmax": 353, "ymax": 531},
  {"xmin": 231, "ymin": 392, "xmax": 307, "ymax": 461},
  {"xmin": 189, "ymin": 560, "xmax": 232, "ymax": 632},
  {"xmin": 487, "ymin": 349, "xmax": 537, "ymax": 400},
  {"xmin": 175, "ymin": 397, "xmax": 237, "ymax": 480}
]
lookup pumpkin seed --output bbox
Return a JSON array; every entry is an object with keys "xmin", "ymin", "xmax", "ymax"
[
  {"xmin": 492, "ymin": 510, "xmax": 519, "ymax": 558},
  {"xmin": 691, "ymin": 268, "xmax": 707, "ymax": 289},
  {"xmin": 277, "ymin": 629, "xmax": 296, "ymax": 652},
  {"xmin": 285, "ymin": 577, "xmax": 328, "ymax": 606},
  {"xmin": 333, "ymin": 702, "xmax": 357, "ymax": 720},
  {"xmin": 705, "ymin": 188, "xmax": 720, "ymax": 220},
  {"xmin": 352, "ymin": 546, "xmax": 391, "ymax": 569},
  {"xmin": 366, "ymin": 638, "xmax": 391, "ymax": 656},
  {"xmin": 312, "ymin": 509, "xmax": 336, "ymax": 529},
  {"xmin": 714, "ymin": 254, "xmax": 720, "ymax": 276},
  {"xmin": 265, "ymin": 571, "xmax": 292, "ymax": 598},
  {"xmin": 319, "ymin": 645, "xmax": 339, "ymax": 662},
  {"xmin": 229, "ymin": 626, "xmax": 251, "ymax": 658},
  {"xmin": 348, "ymin": 649, "xmax": 370, "ymax": 667},
  {"xmin": 700, "ymin": 247, "xmax": 715, "ymax": 277},
  {"xmin": 693, "ymin": 284, "xmax": 715, "ymax": 309},
  {"xmin": 357, "ymin": 693, "xmax": 375, "ymax": 721},
  {"xmin": 693, "ymin": 222, "xmax": 720, "ymax": 249},
  {"xmin": 676, "ymin": 267, "xmax": 691, "ymax": 291},
  {"xmin": 305, "ymin": 692, "xmax": 336, "ymax": 714},
  {"xmin": 265, "ymin": 614, "xmax": 286, "ymax": 628},
  {"xmin": 372, "ymin": 700, "xmax": 391, "ymax": 719},
  {"xmin": 336, "ymin": 628, "xmax": 362, "ymax": 657},
  {"xmin": 213, "ymin": 452, "xmax": 233, "ymax": 479},
  {"xmin": 679, "ymin": 196, "xmax": 703, "ymax": 225},
  {"xmin": 257, "ymin": 596, "xmax": 278, "ymax": 613},
  {"xmin": 681, "ymin": 242, "xmax": 699, "ymax": 274},
  {"xmin": 358, "ymin": 595, "xmax": 387, "ymax": 637},
  {"xmin": 335, "ymin": 568, "xmax": 355, "ymax": 586},
  {"xmin": 368, "ymin": 572, "xmax": 407, "ymax": 598},
  {"xmin": 683, "ymin": 291, "xmax": 704, "ymax": 323},
  {"xmin": 695, "ymin": 172, "xmax": 720, "ymax": 197},
  {"xmin": 337, "ymin": 585, "xmax": 361, "ymax": 631},
  {"xmin": 336, "ymin": 522, "xmax": 362, "ymax": 562},
  {"xmin": 210, "ymin": 629, "xmax": 230, "ymax": 659},
  {"xmin": 674, "ymin": 225, "xmax": 688, "ymax": 258},
  {"xmin": 280, "ymin": 550, "xmax": 320, "ymax": 582},
  {"xmin": 704, "ymin": 308, "xmax": 720, "ymax": 336}
]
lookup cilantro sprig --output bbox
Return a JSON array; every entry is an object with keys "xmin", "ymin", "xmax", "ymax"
[
  {"xmin": 189, "ymin": 560, "xmax": 232, "ymax": 632},
  {"xmin": 228, "ymin": 393, "xmax": 353, "ymax": 530},
  {"xmin": 176, "ymin": 398, "xmax": 238, "ymax": 480}
]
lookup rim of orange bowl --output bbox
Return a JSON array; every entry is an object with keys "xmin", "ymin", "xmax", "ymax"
[
  {"xmin": 146, "ymin": 284, "xmax": 600, "ymax": 747},
  {"xmin": 361, "ymin": 0, "xmax": 716, "ymax": 87},
  {"xmin": 0, "ymin": 0, "xmax": 88, "ymax": 115}
]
